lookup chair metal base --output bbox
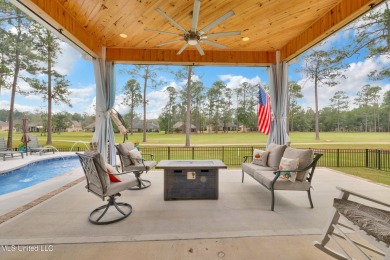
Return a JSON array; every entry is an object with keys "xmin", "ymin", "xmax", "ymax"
[
  {"xmin": 129, "ymin": 171, "xmax": 151, "ymax": 190},
  {"xmin": 129, "ymin": 178, "xmax": 151, "ymax": 190},
  {"xmin": 89, "ymin": 195, "xmax": 132, "ymax": 225}
]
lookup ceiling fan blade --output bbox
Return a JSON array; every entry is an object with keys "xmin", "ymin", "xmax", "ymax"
[
  {"xmin": 145, "ymin": 29, "xmax": 182, "ymax": 36},
  {"xmin": 195, "ymin": 43, "xmax": 205, "ymax": 56},
  {"xmin": 156, "ymin": 39, "xmax": 183, "ymax": 47},
  {"xmin": 156, "ymin": 8, "xmax": 187, "ymax": 33},
  {"xmin": 191, "ymin": 0, "xmax": 201, "ymax": 32},
  {"xmin": 202, "ymin": 40, "xmax": 227, "ymax": 49},
  {"xmin": 177, "ymin": 43, "xmax": 189, "ymax": 55},
  {"xmin": 203, "ymin": 31, "xmax": 241, "ymax": 39},
  {"xmin": 199, "ymin": 10, "xmax": 235, "ymax": 34}
]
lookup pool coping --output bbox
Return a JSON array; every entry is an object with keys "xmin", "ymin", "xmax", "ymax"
[
  {"xmin": 0, "ymin": 176, "xmax": 85, "ymax": 224},
  {"xmin": 0, "ymin": 152, "xmax": 85, "ymax": 222}
]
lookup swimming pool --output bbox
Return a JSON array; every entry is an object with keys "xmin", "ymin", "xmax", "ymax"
[{"xmin": 0, "ymin": 156, "xmax": 81, "ymax": 195}]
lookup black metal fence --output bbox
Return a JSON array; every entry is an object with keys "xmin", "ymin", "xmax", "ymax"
[{"xmin": 40, "ymin": 146, "xmax": 390, "ymax": 172}]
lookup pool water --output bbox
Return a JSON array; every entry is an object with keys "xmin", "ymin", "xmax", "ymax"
[{"xmin": 0, "ymin": 156, "xmax": 81, "ymax": 195}]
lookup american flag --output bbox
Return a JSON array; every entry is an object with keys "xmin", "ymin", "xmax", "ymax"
[{"xmin": 257, "ymin": 87, "xmax": 271, "ymax": 135}]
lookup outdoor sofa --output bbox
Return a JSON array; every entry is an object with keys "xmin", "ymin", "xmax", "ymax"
[{"xmin": 241, "ymin": 143, "xmax": 322, "ymax": 211}]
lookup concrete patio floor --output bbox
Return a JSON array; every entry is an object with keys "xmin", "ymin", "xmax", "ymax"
[{"xmin": 0, "ymin": 153, "xmax": 389, "ymax": 259}]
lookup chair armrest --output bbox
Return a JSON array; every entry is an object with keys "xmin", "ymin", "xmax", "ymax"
[
  {"xmin": 336, "ymin": 186, "xmax": 390, "ymax": 208},
  {"xmin": 242, "ymin": 155, "xmax": 253, "ymax": 163},
  {"xmin": 142, "ymin": 153, "xmax": 154, "ymax": 160}
]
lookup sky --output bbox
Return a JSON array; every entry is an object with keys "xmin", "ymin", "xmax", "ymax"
[{"xmin": 1, "ymin": 4, "xmax": 390, "ymax": 120}]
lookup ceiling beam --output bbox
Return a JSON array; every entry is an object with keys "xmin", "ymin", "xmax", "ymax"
[
  {"xmin": 280, "ymin": 0, "xmax": 385, "ymax": 61},
  {"xmin": 106, "ymin": 48, "xmax": 276, "ymax": 65},
  {"xmin": 15, "ymin": 0, "xmax": 102, "ymax": 58}
]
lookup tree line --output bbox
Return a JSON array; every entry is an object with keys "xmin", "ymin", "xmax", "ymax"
[
  {"xmin": 288, "ymin": 82, "xmax": 390, "ymax": 132},
  {"xmin": 0, "ymin": 1, "xmax": 71, "ymax": 148}
]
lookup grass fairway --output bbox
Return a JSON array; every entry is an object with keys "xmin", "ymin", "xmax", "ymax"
[
  {"xmin": 1, "ymin": 131, "xmax": 389, "ymax": 186},
  {"xmin": 1, "ymin": 131, "xmax": 390, "ymax": 149},
  {"xmin": 330, "ymin": 167, "xmax": 390, "ymax": 186}
]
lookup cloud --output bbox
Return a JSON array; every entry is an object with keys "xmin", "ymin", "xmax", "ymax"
[
  {"xmin": 298, "ymin": 55, "xmax": 389, "ymax": 110},
  {"xmin": 0, "ymin": 99, "xmax": 42, "ymax": 112},
  {"xmin": 218, "ymin": 75, "xmax": 263, "ymax": 90},
  {"xmin": 145, "ymin": 89, "xmax": 169, "ymax": 119},
  {"xmin": 54, "ymin": 42, "xmax": 82, "ymax": 75}
]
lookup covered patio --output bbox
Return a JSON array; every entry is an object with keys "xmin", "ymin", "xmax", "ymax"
[
  {"xmin": 0, "ymin": 153, "xmax": 389, "ymax": 259},
  {"xmin": 2, "ymin": 0, "xmax": 389, "ymax": 259},
  {"xmin": 8, "ymin": 0, "xmax": 385, "ymax": 162}
]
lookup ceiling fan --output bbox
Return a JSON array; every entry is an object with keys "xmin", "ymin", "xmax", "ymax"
[{"xmin": 145, "ymin": 0, "xmax": 240, "ymax": 56}]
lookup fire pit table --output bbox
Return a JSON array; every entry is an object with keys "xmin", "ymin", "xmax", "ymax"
[{"xmin": 156, "ymin": 160, "xmax": 227, "ymax": 200}]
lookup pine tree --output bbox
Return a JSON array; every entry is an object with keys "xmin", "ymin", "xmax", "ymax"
[
  {"xmin": 0, "ymin": 2, "xmax": 40, "ymax": 148},
  {"xmin": 25, "ymin": 25, "xmax": 71, "ymax": 145}
]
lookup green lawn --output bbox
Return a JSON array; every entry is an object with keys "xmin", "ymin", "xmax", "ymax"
[
  {"xmin": 1, "ymin": 131, "xmax": 390, "ymax": 148},
  {"xmin": 330, "ymin": 167, "xmax": 390, "ymax": 186},
  {"xmin": 1, "ymin": 130, "xmax": 389, "ymax": 186}
]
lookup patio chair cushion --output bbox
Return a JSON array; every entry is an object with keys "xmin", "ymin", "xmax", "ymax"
[
  {"xmin": 282, "ymin": 148, "xmax": 313, "ymax": 181},
  {"xmin": 333, "ymin": 198, "xmax": 390, "ymax": 244},
  {"xmin": 254, "ymin": 170, "xmax": 311, "ymax": 190},
  {"xmin": 124, "ymin": 160, "xmax": 157, "ymax": 172},
  {"xmin": 278, "ymin": 157, "xmax": 299, "ymax": 182},
  {"xmin": 106, "ymin": 173, "xmax": 138, "ymax": 196},
  {"xmin": 84, "ymin": 151, "xmax": 110, "ymax": 194},
  {"xmin": 118, "ymin": 142, "xmax": 135, "ymax": 167},
  {"xmin": 242, "ymin": 163, "xmax": 273, "ymax": 177},
  {"xmin": 105, "ymin": 164, "xmax": 122, "ymax": 182},
  {"xmin": 252, "ymin": 149, "xmax": 269, "ymax": 166},
  {"xmin": 266, "ymin": 143, "xmax": 287, "ymax": 169},
  {"xmin": 129, "ymin": 148, "xmax": 142, "ymax": 165}
]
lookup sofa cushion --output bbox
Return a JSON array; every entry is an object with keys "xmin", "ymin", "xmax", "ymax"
[
  {"xmin": 242, "ymin": 163, "xmax": 273, "ymax": 177},
  {"xmin": 333, "ymin": 198, "xmax": 390, "ymax": 245},
  {"xmin": 254, "ymin": 170, "xmax": 311, "ymax": 191},
  {"xmin": 252, "ymin": 149, "xmax": 269, "ymax": 166},
  {"xmin": 266, "ymin": 143, "xmax": 287, "ymax": 169},
  {"xmin": 278, "ymin": 157, "xmax": 299, "ymax": 182},
  {"xmin": 282, "ymin": 147, "xmax": 313, "ymax": 181}
]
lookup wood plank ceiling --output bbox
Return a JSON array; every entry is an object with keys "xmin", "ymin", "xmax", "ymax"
[{"xmin": 13, "ymin": 0, "xmax": 384, "ymax": 65}]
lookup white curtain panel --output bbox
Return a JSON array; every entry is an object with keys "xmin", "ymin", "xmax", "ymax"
[
  {"xmin": 267, "ymin": 61, "xmax": 290, "ymax": 147},
  {"xmin": 92, "ymin": 58, "xmax": 116, "ymax": 164}
]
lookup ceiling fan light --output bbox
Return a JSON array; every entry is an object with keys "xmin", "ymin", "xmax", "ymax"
[{"xmin": 188, "ymin": 39, "xmax": 198, "ymax": 45}]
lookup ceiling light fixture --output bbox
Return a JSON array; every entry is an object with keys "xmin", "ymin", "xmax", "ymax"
[
  {"xmin": 119, "ymin": 33, "xmax": 128, "ymax": 38},
  {"xmin": 242, "ymin": 37, "xmax": 250, "ymax": 41}
]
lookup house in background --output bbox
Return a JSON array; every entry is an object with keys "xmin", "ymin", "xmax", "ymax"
[
  {"xmin": 130, "ymin": 120, "xmax": 160, "ymax": 133},
  {"xmin": 84, "ymin": 122, "xmax": 95, "ymax": 132},
  {"xmin": 0, "ymin": 121, "xmax": 9, "ymax": 131},
  {"xmin": 173, "ymin": 121, "xmax": 196, "ymax": 133},
  {"xmin": 28, "ymin": 124, "xmax": 42, "ymax": 132},
  {"xmin": 66, "ymin": 121, "xmax": 83, "ymax": 132}
]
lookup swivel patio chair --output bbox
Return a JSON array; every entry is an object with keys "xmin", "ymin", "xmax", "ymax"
[
  {"xmin": 314, "ymin": 187, "xmax": 390, "ymax": 259},
  {"xmin": 77, "ymin": 152, "xmax": 138, "ymax": 225},
  {"xmin": 0, "ymin": 137, "xmax": 24, "ymax": 161},
  {"xmin": 27, "ymin": 135, "xmax": 56, "ymax": 155},
  {"xmin": 115, "ymin": 142, "xmax": 156, "ymax": 190}
]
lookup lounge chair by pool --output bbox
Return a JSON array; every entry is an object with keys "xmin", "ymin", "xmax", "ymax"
[
  {"xmin": 27, "ymin": 135, "xmax": 56, "ymax": 156},
  {"xmin": 0, "ymin": 137, "xmax": 24, "ymax": 161}
]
